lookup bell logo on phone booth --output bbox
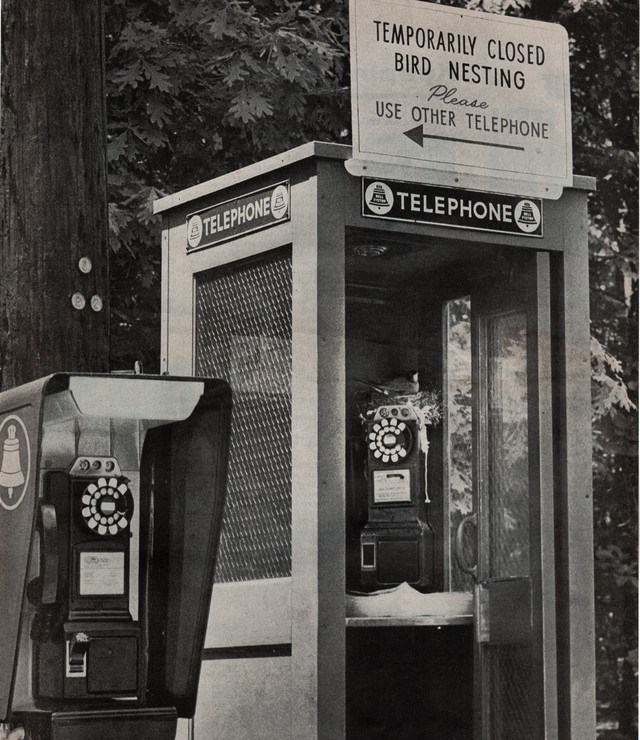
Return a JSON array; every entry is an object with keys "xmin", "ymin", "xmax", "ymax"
[
  {"xmin": 270, "ymin": 184, "xmax": 290, "ymax": 219},
  {"xmin": 0, "ymin": 415, "xmax": 30, "ymax": 511},
  {"xmin": 515, "ymin": 199, "xmax": 542, "ymax": 233},
  {"xmin": 364, "ymin": 181, "xmax": 395, "ymax": 215},
  {"xmin": 187, "ymin": 214, "xmax": 204, "ymax": 249}
]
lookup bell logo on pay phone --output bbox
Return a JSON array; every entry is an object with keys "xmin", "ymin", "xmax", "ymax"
[
  {"xmin": 360, "ymin": 402, "xmax": 436, "ymax": 591},
  {"xmin": 0, "ymin": 373, "xmax": 231, "ymax": 740}
]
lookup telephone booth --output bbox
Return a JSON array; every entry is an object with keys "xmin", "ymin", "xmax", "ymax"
[{"xmin": 155, "ymin": 142, "xmax": 596, "ymax": 740}]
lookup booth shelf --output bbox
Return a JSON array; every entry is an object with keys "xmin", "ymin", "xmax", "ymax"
[
  {"xmin": 345, "ymin": 585, "xmax": 473, "ymax": 628},
  {"xmin": 346, "ymin": 614, "xmax": 473, "ymax": 628}
]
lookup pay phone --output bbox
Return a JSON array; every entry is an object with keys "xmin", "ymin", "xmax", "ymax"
[
  {"xmin": 33, "ymin": 468, "xmax": 140, "ymax": 702},
  {"xmin": 352, "ymin": 375, "xmax": 440, "ymax": 592},
  {"xmin": 0, "ymin": 373, "xmax": 232, "ymax": 740},
  {"xmin": 360, "ymin": 402, "xmax": 435, "ymax": 590}
]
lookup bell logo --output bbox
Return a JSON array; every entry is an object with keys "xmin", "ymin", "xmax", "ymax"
[
  {"xmin": 270, "ymin": 185, "xmax": 289, "ymax": 220},
  {"xmin": 365, "ymin": 182, "xmax": 394, "ymax": 215},
  {"xmin": 187, "ymin": 214, "xmax": 203, "ymax": 249},
  {"xmin": 0, "ymin": 415, "xmax": 30, "ymax": 511},
  {"xmin": 515, "ymin": 200, "xmax": 542, "ymax": 233}
]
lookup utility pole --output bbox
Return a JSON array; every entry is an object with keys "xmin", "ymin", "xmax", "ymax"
[{"xmin": 0, "ymin": 0, "xmax": 110, "ymax": 391}]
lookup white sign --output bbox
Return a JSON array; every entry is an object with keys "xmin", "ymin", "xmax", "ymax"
[
  {"xmin": 373, "ymin": 469, "xmax": 412, "ymax": 504},
  {"xmin": 79, "ymin": 551, "xmax": 126, "ymax": 596},
  {"xmin": 348, "ymin": 0, "xmax": 572, "ymax": 199}
]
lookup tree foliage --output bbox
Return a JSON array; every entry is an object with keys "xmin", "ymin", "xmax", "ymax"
[
  {"xmin": 105, "ymin": 0, "xmax": 349, "ymax": 368},
  {"xmin": 105, "ymin": 0, "xmax": 637, "ymax": 735},
  {"xmin": 553, "ymin": 0, "xmax": 638, "ymax": 734}
]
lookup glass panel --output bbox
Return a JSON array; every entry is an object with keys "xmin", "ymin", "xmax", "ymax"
[
  {"xmin": 486, "ymin": 311, "xmax": 530, "ymax": 579},
  {"xmin": 484, "ymin": 309, "xmax": 538, "ymax": 739},
  {"xmin": 444, "ymin": 296, "xmax": 474, "ymax": 592},
  {"xmin": 195, "ymin": 247, "xmax": 292, "ymax": 582}
]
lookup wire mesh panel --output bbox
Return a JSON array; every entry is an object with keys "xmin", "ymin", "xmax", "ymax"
[
  {"xmin": 489, "ymin": 647, "xmax": 536, "ymax": 740},
  {"xmin": 195, "ymin": 247, "xmax": 292, "ymax": 582}
]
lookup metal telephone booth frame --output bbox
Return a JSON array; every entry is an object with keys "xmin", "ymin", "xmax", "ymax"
[{"xmin": 155, "ymin": 142, "xmax": 596, "ymax": 740}]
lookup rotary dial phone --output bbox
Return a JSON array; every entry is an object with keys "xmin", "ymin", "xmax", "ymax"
[
  {"xmin": 367, "ymin": 417, "xmax": 413, "ymax": 464},
  {"xmin": 32, "ymin": 461, "xmax": 139, "ymax": 703},
  {"xmin": 360, "ymin": 404, "xmax": 437, "ymax": 591},
  {"xmin": 80, "ymin": 477, "xmax": 133, "ymax": 537}
]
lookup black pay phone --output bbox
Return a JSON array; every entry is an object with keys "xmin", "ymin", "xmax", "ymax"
[
  {"xmin": 0, "ymin": 373, "xmax": 232, "ymax": 740},
  {"xmin": 33, "ymin": 469, "xmax": 140, "ymax": 701},
  {"xmin": 359, "ymin": 395, "xmax": 438, "ymax": 591}
]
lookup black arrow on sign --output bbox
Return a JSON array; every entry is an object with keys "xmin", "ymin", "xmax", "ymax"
[
  {"xmin": 404, "ymin": 124, "xmax": 427, "ymax": 147},
  {"xmin": 403, "ymin": 124, "xmax": 525, "ymax": 151}
]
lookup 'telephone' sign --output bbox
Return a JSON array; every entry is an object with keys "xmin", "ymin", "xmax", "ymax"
[
  {"xmin": 362, "ymin": 178, "xmax": 543, "ymax": 237},
  {"xmin": 349, "ymin": 0, "xmax": 572, "ymax": 198},
  {"xmin": 186, "ymin": 182, "xmax": 290, "ymax": 252}
]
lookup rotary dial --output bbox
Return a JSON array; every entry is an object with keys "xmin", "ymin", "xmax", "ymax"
[
  {"xmin": 367, "ymin": 417, "xmax": 412, "ymax": 464},
  {"xmin": 80, "ymin": 477, "xmax": 132, "ymax": 536}
]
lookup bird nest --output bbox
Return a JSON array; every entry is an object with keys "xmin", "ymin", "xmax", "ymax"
[{"xmin": 359, "ymin": 389, "xmax": 442, "ymax": 428}]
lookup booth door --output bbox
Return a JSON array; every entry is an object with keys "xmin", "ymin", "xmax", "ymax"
[{"xmin": 470, "ymin": 250, "xmax": 557, "ymax": 740}]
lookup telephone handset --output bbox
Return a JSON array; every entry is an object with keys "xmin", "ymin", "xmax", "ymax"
[
  {"xmin": 39, "ymin": 504, "xmax": 59, "ymax": 605},
  {"xmin": 360, "ymin": 405, "xmax": 436, "ymax": 591}
]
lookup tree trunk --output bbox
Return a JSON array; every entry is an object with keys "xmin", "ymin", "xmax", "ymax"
[{"xmin": 0, "ymin": 0, "xmax": 109, "ymax": 391}]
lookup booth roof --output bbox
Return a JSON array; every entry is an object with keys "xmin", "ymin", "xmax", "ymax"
[{"xmin": 153, "ymin": 140, "xmax": 595, "ymax": 216}]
